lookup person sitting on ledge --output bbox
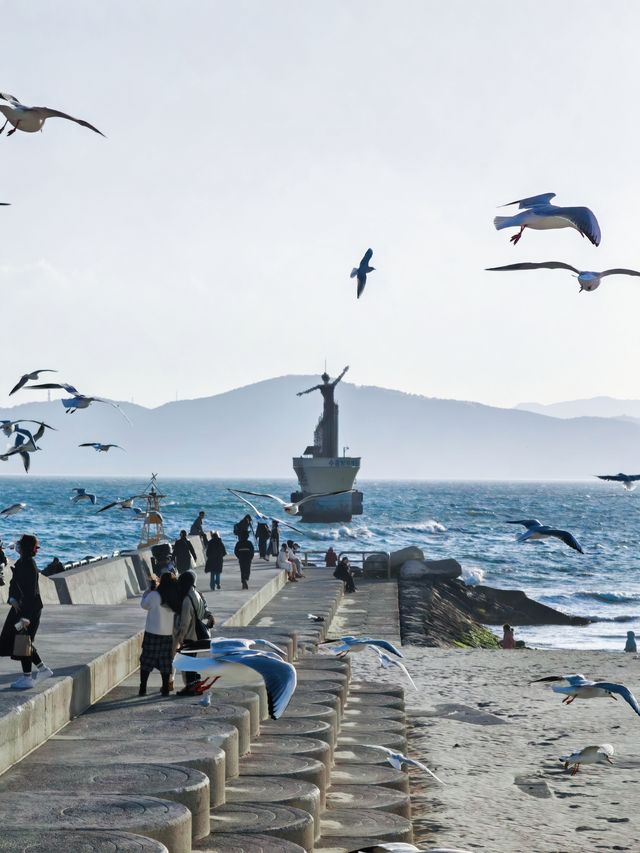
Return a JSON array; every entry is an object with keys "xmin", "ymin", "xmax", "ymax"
[
  {"xmin": 42, "ymin": 556, "xmax": 65, "ymax": 577},
  {"xmin": 624, "ymin": 630, "xmax": 637, "ymax": 653},
  {"xmin": 500, "ymin": 623, "xmax": 516, "ymax": 649},
  {"xmin": 334, "ymin": 555, "xmax": 356, "ymax": 593}
]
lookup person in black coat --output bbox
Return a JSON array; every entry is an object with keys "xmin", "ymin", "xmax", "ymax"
[
  {"xmin": 0, "ymin": 534, "xmax": 53, "ymax": 689},
  {"xmin": 234, "ymin": 532, "xmax": 255, "ymax": 590},
  {"xmin": 173, "ymin": 530, "xmax": 198, "ymax": 575},
  {"xmin": 205, "ymin": 531, "xmax": 227, "ymax": 590},
  {"xmin": 255, "ymin": 521, "xmax": 270, "ymax": 560}
]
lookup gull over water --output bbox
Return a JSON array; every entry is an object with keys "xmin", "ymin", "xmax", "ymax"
[{"xmin": 507, "ymin": 519, "xmax": 583, "ymax": 554}]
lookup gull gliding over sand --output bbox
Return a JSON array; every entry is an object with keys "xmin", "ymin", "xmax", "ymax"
[
  {"xmin": 350, "ymin": 247, "xmax": 375, "ymax": 298},
  {"xmin": 71, "ymin": 488, "xmax": 97, "ymax": 505},
  {"xmin": 374, "ymin": 648, "xmax": 417, "ymax": 690},
  {"xmin": 0, "ymin": 92, "xmax": 105, "ymax": 137},
  {"xmin": 364, "ymin": 745, "xmax": 445, "ymax": 784},
  {"xmin": 532, "ymin": 673, "xmax": 640, "ymax": 716},
  {"xmin": 352, "ymin": 846, "xmax": 472, "ymax": 852},
  {"xmin": 560, "ymin": 743, "xmax": 614, "ymax": 776},
  {"xmin": 322, "ymin": 636, "xmax": 404, "ymax": 658},
  {"xmin": 229, "ymin": 486, "xmax": 354, "ymax": 516},
  {"xmin": 507, "ymin": 519, "xmax": 583, "ymax": 553},
  {"xmin": 9, "ymin": 369, "xmax": 57, "ymax": 396},
  {"xmin": 485, "ymin": 261, "xmax": 640, "ymax": 292},
  {"xmin": 596, "ymin": 473, "xmax": 640, "ymax": 491},
  {"xmin": 493, "ymin": 193, "xmax": 601, "ymax": 246}
]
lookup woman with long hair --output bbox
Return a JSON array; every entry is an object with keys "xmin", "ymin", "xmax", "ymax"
[
  {"xmin": 174, "ymin": 570, "xmax": 213, "ymax": 696},
  {"xmin": 205, "ymin": 531, "xmax": 227, "ymax": 590},
  {"xmin": 139, "ymin": 571, "xmax": 180, "ymax": 696},
  {"xmin": 0, "ymin": 534, "xmax": 53, "ymax": 689}
]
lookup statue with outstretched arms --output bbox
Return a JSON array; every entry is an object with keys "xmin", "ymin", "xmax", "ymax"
[{"xmin": 297, "ymin": 366, "xmax": 349, "ymax": 457}]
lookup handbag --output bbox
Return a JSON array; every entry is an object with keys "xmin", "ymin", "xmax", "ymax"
[{"xmin": 13, "ymin": 631, "xmax": 32, "ymax": 657}]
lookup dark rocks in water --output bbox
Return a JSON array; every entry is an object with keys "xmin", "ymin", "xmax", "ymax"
[
  {"xmin": 398, "ymin": 575, "xmax": 590, "ymax": 648},
  {"xmin": 400, "ymin": 558, "xmax": 462, "ymax": 580}
]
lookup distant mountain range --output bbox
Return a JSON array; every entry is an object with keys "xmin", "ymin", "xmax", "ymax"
[
  {"xmin": 1, "ymin": 378, "xmax": 640, "ymax": 479},
  {"xmin": 516, "ymin": 396, "xmax": 640, "ymax": 421}
]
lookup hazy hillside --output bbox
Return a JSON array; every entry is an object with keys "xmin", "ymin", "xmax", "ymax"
[
  {"xmin": 517, "ymin": 397, "xmax": 640, "ymax": 420},
  {"xmin": 2, "ymin": 377, "xmax": 640, "ymax": 478}
]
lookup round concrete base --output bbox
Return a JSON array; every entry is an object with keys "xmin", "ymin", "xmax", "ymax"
[
  {"xmin": 209, "ymin": 803, "xmax": 314, "ymax": 850},
  {"xmin": 319, "ymin": 806, "xmax": 413, "ymax": 848},
  {"xmin": 329, "ymin": 762, "xmax": 409, "ymax": 793},
  {"xmin": 226, "ymin": 775, "xmax": 321, "ymax": 839},
  {"xmin": 250, "ymin": 735, "xmax": 332, "ymax": 773},
  {"xmin": 327, "ymin": 784, "xmax": 411, "ymax": 817},
  {"xmin": 239, "ymin": 752, "xmax": 326, "ymax": 803},
  {"xmin": 0, "ymin": 830, "xmax": 168, "ymax": 852},
  {"xmin": 193, "ymin": 832, "xmax": 305, "ymax": 852}
]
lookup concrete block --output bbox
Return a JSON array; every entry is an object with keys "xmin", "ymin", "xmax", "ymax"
[
  {"xmin": 318, "ymin": 807, "xmax": 413, "ymax": 850},
  {"xmin": 329, "ymin": 762, "xmax": 409, "ymax": 793},
  {"xmin": 326, "ymin": 784, "xmax": 411, "ymax": 818},
  {"xmin": 194, "ymin": 832, "xmax": 306, "ymax": 852},
  {"xmin": 259, "ymin": 717, "xmax": 334, "ymax": 751},
  {"xmin": 209, "ymin": 803, "xmax": 314, "ymax": 851},
  {"xmin": 226, "ymin": 776, "xmax": 321, "ymax": 839},
  {"xmin": 239, "ymin": 753, "xmax": 327, "ymax": 805},
  {"xmin": 0, "ymin": 829, "xmax": 169, "ymax": 851},
  {"xmin": 249, "ymin": 736, "xmax": 332, "ymax": 774}
]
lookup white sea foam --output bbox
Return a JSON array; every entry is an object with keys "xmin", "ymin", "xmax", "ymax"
[
  {"xmin": 461, "ymin": 565, "xmax": 485, "ymax": 585},
  {"xmin": 400, "ymin": 519, "xmax": 447, "ymax": 534}
]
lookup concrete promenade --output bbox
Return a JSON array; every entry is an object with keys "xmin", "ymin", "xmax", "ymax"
[{"xmin": 0, "ymin": 547, "xmax": 416, "ymax": 851}]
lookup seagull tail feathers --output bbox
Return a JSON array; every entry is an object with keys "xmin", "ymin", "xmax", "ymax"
[
  {"xmin": 493, "ymin": 215, "xmax": 516, "ymax": 231},
  {"xmin": 350, "ymin": 268, "xmax": 358, "ymax": 278}
]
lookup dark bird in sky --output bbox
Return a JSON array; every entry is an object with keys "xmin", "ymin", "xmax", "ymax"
[
  {"xmin": 507, "ymin": 519, "xmax": 583, "ymax": 553},
  {"xmin": 493, "ymin": 193, "xmax": 601, "ymax": 246},
  {"xmin": 79, "ymin": 443, "xmax": 125, "ymax": 453},
  {"xmin": 486, "ymin": 261, "xmax": 640, "ymax": 292},
  {"xmin": 350, "ymin": 248, "xmax": 375, "ymax": 298},
  {"xmin": 9, "ymin": 369, "xmax": 57, "ymax": 396},
  {"xmin": 0, "ymin": 92, "xmax": 105, "ymax": 137},
  {"xmin": 596, "ymin": 473, "xmax": 640, "ymax": 491}
]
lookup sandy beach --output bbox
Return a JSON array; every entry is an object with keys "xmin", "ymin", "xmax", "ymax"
[{"xmin": 346, "ymin": 646, "xmax": 639, "ymax": 852}]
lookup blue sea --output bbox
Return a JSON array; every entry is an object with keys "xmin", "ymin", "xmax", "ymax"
[{"xmin": 1, "ymin": 477, "xmax": 637, "ymax": 651}]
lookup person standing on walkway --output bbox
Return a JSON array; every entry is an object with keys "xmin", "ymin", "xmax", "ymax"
[
  {"xmin": 234, "ymin": 531, "xmax": 255, "ymax": 590},
  {"xmin": 324, "ymin": 547, "xmax": 338, "ymax": 569},
  {"xmin": 269, "ymin": 519, "xmax": 280, "ymax": 557},
  {"xmin": 255, "ymin": 520, "xmax": 270, "ymax": 560},
  {"xmin": 139, "ymin": 572, "xmax": 179, "ymax": 696},
  {"xmin": 0, "ymin": 539, "xmax": 7, "ymax": 586},
  {"xmin": 0, "ymin": 534, "xmax": 54, "ymax": 689},
  {"xmin": 174, "ymin": 570, "xmax": 214, "ymax": 695},
  {"xmin": 205, "ymin": 531, "xmax": 227, "ymax": 590},
  {"xmin": 173, "ymin": 530, "xmax": 197, "ymax": 575}
]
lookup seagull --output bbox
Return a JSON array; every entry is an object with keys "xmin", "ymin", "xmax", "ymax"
[
  {"xmin": 9, "ymin": 369, "xmax": 57, "ymax": 396},
  {"xmin": 26, "ymin": 382, "xmax": 131, "ymax": 423},
  {"xmin": 0, "ymin": 502, "xmax": 25, "ymax": 516},
  {"xmin": 350, "ymin": 248, "xmax": 375, "ymax": 298},
  {"xmin": 507, "ymin": 519, "xmax": 583, "ymax": 553},
  {"xmin": 485, "ymin": 261, "xmax": 640, "ymax": 292},
  {"xmin": 352, "ymin": 846, "xmax": 472, "ymax": 853},
  {"xmin": 79, "ymin": 443, "xmax": 125, "ymax": 453},
  {"xmin": 71, "ymin": 487, "xmax": 97, "ymax": 505},
  {"xmin": 322, "ymin": 636, "xmax": 404, "ymax": 658},
  {"xmin": 532, "ymin": 673, "xmax": 640, "ymax": 716},
  {"xmin": 97, "ymin": 495, "xmax": 141, "ymax": 513},
  {"xmin": 559, "ymin": 743, "xmax": 614, "ymax": 776},
  {"xmin": 596, "ymin": 473, "xmax": 640, "ymax": 491},
  {"xmin": 308, "ymin": 613, "xmax": 325, "ymax": 623},
  {"xmin": 374, "ymin": 648, "xmax": 417, "ymax": 690},
  {"xmin": 493, "ymin": 193, "xmax": 601, "ymax": 247},
  {"xmin": 210, "ymin": 637, "xmax": 287, "ymax": 659},
  {"xmin": 226, "ymin": 489, "xmax": 304, "ymax": 534},
  {"xmin": 0, "ymin": 423, "xmax": 51, "ymax": 472},
  {"xmin": 173, "ymin": 646, "xmax": 296, "ymax": 719},
  {"xmin": 0, "ymin": 92, "xmax": 105, "ymax": 137},
  {"xmin": 229, "ymin": 486, "xmax": 354, "ymax": 517},
  {"xmin": 364, "ymin": 745, "xmax": 445, "ymax": 784},
  {"xmin": 0, "ymin": 419, "xmax": 56, "ymax": 438}
]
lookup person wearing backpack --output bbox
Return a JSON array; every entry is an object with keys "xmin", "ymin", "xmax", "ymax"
[{"xmin": 234, "ymin": 531, "xmax": 255, "ymax": 590}]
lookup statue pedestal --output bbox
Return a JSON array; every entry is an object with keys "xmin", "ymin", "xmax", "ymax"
[{"xmin": 292, "ymin": 456, "xmax": 363, "ymax": 522}]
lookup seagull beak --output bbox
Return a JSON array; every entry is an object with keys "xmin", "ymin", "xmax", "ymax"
[{"xmin": 606, "ymin": 755, "xmax": 614, "ymax": 765}]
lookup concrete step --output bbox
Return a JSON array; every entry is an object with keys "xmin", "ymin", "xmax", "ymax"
[
  {"xmin": 0, "ymin": 829, "xmax": 169, "ymax": 851},
  {"xmin": 326, "ymin": 784, "xmax": 411, "ymax": 818},
  {"xmin": 337, "ymin": 732, "xmax": 408, "ymax": 750},
  {"xmin": 225, "ymin": 776, "xmax": 321, "ymax": 840},
  {"xmin": 239, "ymin": 753, "xmax": 327, "ymax": 805},
  {"xmin": 194, "ymin": 832, "xmax": 305, "ymax": 852},
  {"xmin": 317, "ymin": 807, "xmax": 413, "ymax": 852},
  {"xmin": 0, "ymin": 761, "xmax": 210, "ymax": 840},
  {"xmin": 328, "ymin": 762, "xmax": 409, "ymax": 793},
  {"xmin": 209, "ymin": 802, "xmax": 315, "ymax": 851},
  {"xmin": 259, "ymin": 716, "xmax": 334, "ymax": 749},
  {"xmin": 288, "ymin": 690, "xmax": 343, "ymax": 722},
  {"xmin": 249, "ymin": 735, "xmax": 332, "ymax": 773},
  {"xmin": 0, "ymin": 792, "xmax": 192, "ymax": 853}
]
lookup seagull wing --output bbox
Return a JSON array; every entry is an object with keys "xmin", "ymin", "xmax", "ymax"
[
  {"xmin": 506, "ymin": 519, "xmax": 542, "ymax": 529},
  {"xmin": 363, "ymin": 638, "xmax": 404, "ymax": 658},
  {"xmin": 232, "ymin": 488, "xmax": 288, "ymax": 508},
  {"xmin": 360, "ymin": 247, "xmax": 373, "ymax": 267},
  {"xmin": 223, "ymin": 650, "xmax": 297, "ymax": 719},
  {"xmin": 545, "ymin": 528, "xmax": 584, "ymax": 554},
  {"xmin": 600, "ymin": 268, "xmax": 640, "ymax": 278},
  {"xmin": 97, "ymin": 500, "xmax": 121, "ymax": 513},
  {"xmin": 8, "ymin": 375, "xmax": 28, "ymax": 396},
  {"xmin": 554, "ymin": 206, "xmax": 601, "ymax": 247},
  {"xmin": 27, "ymin": 382, "xmax": 79, "ymax": 394},
  {"xmin": 19, "ymin": 420, "xmax": 57, "ymax": 432},
  {"xmin": 593, "ymin": 682, "xmax": 640, "ymax": 717},
  {"xmin": 596, "ymin": 474, "xmax": 625, "ymax": 482},
  {"xmin": 485, "ymin": 261, "xmax": 580, "ymax": 274},
  {"xmin": 357, "ymin": 272, "xmax": 367, "ymax": 299},
  {"xmin": 296, "ymin": 489, "xmax": 354, "ymax": 507},
  {"xmin": 92, "ymin": 398, "xmax": 132, "ymax": 425},
  {"xmin": 105, "ymin": 445, "xmax": 125, "ymax": 451},
  {"xmin": 31, "ymin": 107, "xmax": 105, "ymax": 136},
  {"xmin": 271, "ymin": 516, "xmax": 304, "ymax": 534},
  {"xmin": 501, "ymin": 192, "xmax": 556, "ymax": 209},
  {"xmin": 79, "ymin": 443, "xmax": 99, "ymax": 448},
  {"xmin": 405, "ymin": 757, "xmax": 446, "ymax": 784},
  {"xmin": 0, "ymin": 92, "xmax": 20, "ymax": 105},
  {"xmin": 531, "ymin": 673, "xmax": 588, "ymax": 685},
  {"xmin": 227, "ymin": 488, "xmax": 268, "ymax": 519}
]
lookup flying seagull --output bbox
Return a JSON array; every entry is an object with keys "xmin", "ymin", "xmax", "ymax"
[
  {"xmin": 374, "ymin": 648, "xmax": 417, "ymax": 690},
  {"xmin": 79, "ymin": 443, "xmax": 125, "ymax": 453},
  {"xmin": 532, "ymin": 673, "xmax": 640, "ymax": 716},
  {"xmin": 0, "ymin": 502, "xmax": 25, "ymax": 516},
  {"xmin": 493, "ymin": 193, "xmax": 601, "ymax": 247},
  {"xmin": 364, "ymin": 745, "xmax": 445, "ymax": 784},
  {"xmin": 322, "ymin": 635, "xmax": 404, "ymax": 658},
  {"xmin": 26, "ymin": 382, "xmax": 131, "ymax": 423},
  {"xmin": 352, "ymin": 846, "xmax": 472, "ymax": 853},
  {"xmin": 226, "ymin": 489, "xmax": 304, "ymax": 534},
  {"xmin": 0, "ymin": 92, "xmax": 105, "ymax": 137},
  {"xmin": 507, "ymin": 519, "xmax": 583, "ymax": 553},
  {"xmin": 71, "ymin": 487, "xmax": 97, "ymax": 505},
  {"xmin": 9, "ymin": 369, "xmax": 57, "ymax": 396},
  {"xmin": 97, "ymin": 495, "xmax": 142, "ymax": 513},
  {"xmin": 350, "ymin": 248, "xmax": 375, "ymax": 298},
  {"xmin": 0, "ymin": 423, "xmax": 50, "ymax": 473},
  {"xmin": 229, "ymin": 486, "xmax": 354, "ymax": 516},
  {"xmin": 560, "ymin": 743, "xmax": 614, "ymax": 776},
  {"xmin": 485, "ymin": 261, "xmax": 640, "ymax": 292},
  {"xmin": 596, "ymin": 473, "xmax": 640, "ymax": 491},
  {"xmin": 210, "ymin": 637, "xmax": 287, "ymax": 659},
  {"xmin": 173, "ymin": 645, "xmax": 297, "ymax": 719}
]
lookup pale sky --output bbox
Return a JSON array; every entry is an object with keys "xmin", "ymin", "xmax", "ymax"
[{"xmin": 3, "ymin": 1, "xmax": 640, "ymax": 410}]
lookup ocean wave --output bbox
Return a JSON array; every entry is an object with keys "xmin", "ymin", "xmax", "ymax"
[
  {"xmin": 311, "ymin": 525, "xmax": 374, "ymax": 541},
  {"xmin": 578, "ymin": 591, "xmax": 640, "ymax": 604},
  {"xmin": 461, "ymin": 565, "xmax": 485, "ymax": 585},
  {"xmin": 588, "ymin": 614, "xmax": 640, "ymax": 623},
  {"xmin": 397, "ymin": 519, "xmax": 447, "ymax": 534}
]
